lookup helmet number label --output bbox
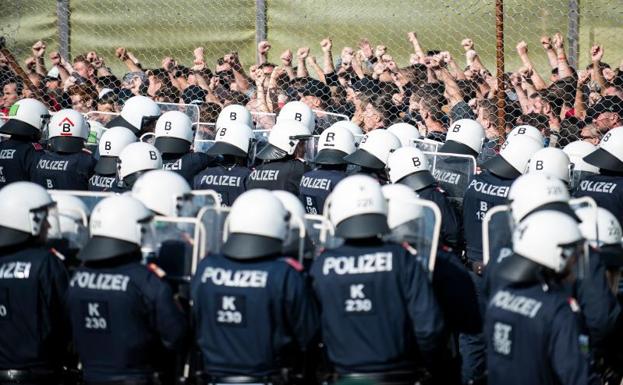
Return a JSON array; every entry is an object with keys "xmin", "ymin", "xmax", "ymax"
[
  {"xmin": 219, "ymin": 127, "xmax": 227, "ymax": 137},
  {"xmin": 535, "ymin": 160, "xmax": 543, "ymax": 170},
  {"xmin": 452, "ymin": 124, "xmax": 461, "ymax": 132},
  {"xmin": 229, "ymin": 112, "xmax": 237, "ymax": 120},
  {"xmin": 149, "ymin": 151, "xmax": 158, "ymax": 160},
  {"xmin": 164, "ymin": 121, "xmax": 172, "ymax": 131},
  {"xmin": 517, "ymin": 127, "xmax": 526, "ymax": 135},
  {"xmin": 0, "ymin": 288, "xmax": 9, "ymax": 319},
  {"xmin": 104, "ymin": 141, "xmax": 112, "ymax": 151},
  {"xmin": 412, "ymin": 157, "xmax": 421, "ymax": 167},
  {"xmin": 294, "ymin": 112, "xmax": 302, "ymax": 121}
]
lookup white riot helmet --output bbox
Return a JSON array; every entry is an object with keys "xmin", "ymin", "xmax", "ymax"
[
  {"xmin": 132, "ymin": 170, "xmax": 192, "ymax": 217},
  {"xmin": 216, "ymin": 104, "xmax": 253, "ymax": 130},
  {"xmin": 277, "ymin": 101, "xmax": 315, "ymax": 133},
  {"xmin": 528, "ymin": 147, "xmax": 572, "ymax": 183},
  {"xmin": 47, "ymin": 109, "xmax": 89, "ymax": 153},
  {"xmin": 508, "ymin": 173, "xmax": 574, "ymax": 222},
  {"xmin": 222, "ymin": 189, "xmax": 288, "ymax": 259},
  {"xmin": 440, "ymin": 119, "xmax": 485, "ymax": 157},
  {"xmin": 482, "ymin": 135, "xmax": 543, "ymax": 179},
  {"xmin": 386, "ymin": 147, "xmax": 436, "ymax": 191},
  {"xmin": 48, "ymin": 194, "xmax": 90, "ymax": 250},
  {"xmin": 344, "ymin": 129, "xmax": 401, "ymax": 170},
  {"xmin": 95, "ymin": 127, "xmax": 137, "ymax": 175},
  {"xmin": 206, "ymin": 122, "xmax": 254, "ymax": 158},
  {"xmin": 0, "ymin": 182, "xmax": 56, "ymax": 247},
  {"xmin": 382, "ymin": 184, "xmax": 423, "ymax": 230},
  {"xmin": 272, "ymin": 190, "xmax": 309, "ymax": 256},
  {"xmin": 154, "ymin": 111, "xmax": 194, "ymax": 154},
  {"xmin": 508, "ymin": 211, "xmax": 584, "ymax": 277},
  {"xmin": 387, "ymin": 123, "xmax": 421, "ymax": 147},
  {"xmin": 508, "ymin": 124, "xmax": 544, "ymax": 144},
  {"xmin": 575, "ymin": 206, "xmax": 623, "ymax": 267},
  {"xmin": 79, "ymin": 195, "xmax": 153, "ymax": 261},
  {"xmin": 584, "ymin": 126, "xmax": 623, "ymax": 172},
  {"xmin": 117, "ymin": 142, "xmax": 162, "ymax": 188},
  {"xmin": 328, "ymin": 175, "xmax": 389, "ymax": 238},
  {"xmin": 0, "ymin": 98, "xmax": 49, "ymax": 138},
  {"xmin": 563, "ymin": 140, "xmax": 599, "ymax": 175},
  {"xmin": 314, "ymin": 125, "xmax": 356, "ymax": 165},
  {"xmin": 255, "ymin": 120, "xmax": 311, "ymax": 161},
  {"xmin": 331, "ymin": 120, "xmax": 364, "ymax": 143},
  {"xmin": 106, "ymin": 95, "xmax": 161, "ymax": 135}
]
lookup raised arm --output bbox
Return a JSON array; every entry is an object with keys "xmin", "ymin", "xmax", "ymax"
[
  {"xmin": 31, "ymin": 41, "xmax": 48, "ymax": 77},
  {"xmin": 257, "ymin": 40, "xmax": 271, "ymax": 65},
  {"xmin": 320, "ymin": 38, "xmax": 335, "ymax": 74},
  {"xmin": 552, "ymin": 33, "xmax": 573, "ymax": 79},
  {"xmin": 280, "ymin": 49, "xmax": 295, "ymax": 80},
  {"xmin": 590, "ymin": 44, "xmax": 608, "ymax": 94},
  {"xmin": 516, "ymin": 41, "xmax": 547, "ymax": 90},
  {"xmin": 296, "ymin": 47, "xmax": 310, "ymax": 78},
  {"xmin": 407, "ymin": 32, "xmax": 426, "ymax": 64},
  {"xmin": 115, "ymin": 47, "xmax": 142, "ymax": 73},
  {"xmin": 540, "ymin": 36, "xmax": 558, "ymax": 69}
]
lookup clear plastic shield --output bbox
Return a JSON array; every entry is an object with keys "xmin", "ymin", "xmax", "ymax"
[
  {"xmin": 197, "ymin": 204, "xmax": 230, "ymax": 256},
  {"xmin": 413, "ymin": 138, "xmax": 441, "ymax": 153},
  {"xmin": 251, "ymin": 111, "xmax": 276, "ymax": 130},
  {"xmin": 569, "ymin": 170, "xmax": 596, "ymax": 192},
  {"xmin": 48, "ymin": 190, "xmax": 115, "ymax": 213},
  {"xmin": 304, "ymin": 214, "xmax": 342, "ymax": 255},
  {"xmin": 193, "ymin": 122, "xmax": 216, "ymax": 154},
  {"xmin": 85, "ymin": 110, "xmax": 119, "ymax": 126},
  {"xmin": 305, "ymin": 135, "xmax": 320, "ymax": 164},
  {"xmin": 157, "ymin": 102, "xmax": 200, "ymax": 127},
  {"xmin": 144, "ymin": 215, "xmax": 204, "ymax": 281},
  {"xmin": 423, "ymin": 151, "xmax": 476, "ymax": 209},
  {"xmin": 384, "ymin": 198, "xmax": 442, "ymax": 280},
  {"xmin": 482, "ymin": 205, "xmax": 514, "ymax": 266}
]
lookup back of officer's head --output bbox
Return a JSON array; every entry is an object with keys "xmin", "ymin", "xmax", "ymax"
[
  {"xmin": 154, "ymin": 110, "xmax": 194, "ymax": 155},
  {"xmin": 132, "ymin": 170, "xmax": 191, "ymax": 217},
  {"xmin": 107, "ymin": 95, "xmax": 161, "ymax": 135},
  {"xmin": 47, "ymin": 109, "xmax": 90, "ymax": 153},
  {"xmin": 0, "ymin": 98, "xmax": 49, "ymax": 140},
  {"xmin": 255, "ymin": 120, "xmax": 311, "ymax": 162},
  {"xmin": 328, "ymin": 175, "xmax": 389, "ymax": 240},
  {"xmin": 508, "ymin": 173, "xmax": 572, "ymax": 222},
  {"xmin": 386, "ymin": 122, "xmax": 421, "ymax": 147},
  {"xmin": 0, "ymin": 182, "xmax": 55, "ymax": 248},
  {"xmin": 314, "ymin": 125, "xmax": 356, "ymax": 167},
  {"xmin": 96, "ymin": 126, "xmax": 137, "ymax": 175},
  {"xmin": 216, "ymin": 104, "xmax": 253, "ymax": 130},
  {"xmin": 482, "ymin": 134, "xmax": 543, "ymax": 179},
  {"xmin": 527, "ymin": 147, "xmax": 571, "ymax": 185},
  {"xmin": 343, "ymin": 129, "xmax": 401, "ymax": 171},
  {"xmin": 221, "ymin": 189, "xmax": 289, "ymax": 260},
  {"xmin": 117, "ymin": 142, "xmax": 163, "ymax": 188},
  {"xmin": 205, "ymin": 122, "xmax": 254, "ymax": 164},
  {"xmin": 500, "ymin": 210, "xmax": 584, "ymax": 285},
  {"xmin": 575, "ymin": 206, "xmax": 623, "ymax": 271},
  {"xmin": 78, "ymin": 195, "xmax": 153, "ymax": 263},
  {"xmin": 386, "ymin": 146, "xmax": 436, "ymax": 191},
  {"xmin": 583, "ymin": 125, "xmax": 623, "ymax": 175},
  {"xmin": 276, "ymin": 100, "xmax": 315, "ymax": 133},
  {"xmin": 439, "ymin": 119, "xmax": 485, "ymax": 158},
  {"xmin": 48, "ymin": 194, "xmax": 90, "ymax": 251}
]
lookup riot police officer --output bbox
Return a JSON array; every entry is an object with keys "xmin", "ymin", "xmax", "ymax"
[
  {"xmin": 47, "ymin": 193, "xmax": 90, "ymax": 269},
  {"xmin": 486, "ymin": 210, "xmax": 592, "ymax": 385},
  {"xmin": 106, "ymin": 95, "xmax": 161, "ymax": 136},
  {"xmin": 310, "ymin": 175, "xmax": 455, "ymax": 384},
  {"xmin": 215, "ymin": 104, "xmax": 254, "ymax": 129},
  {"xmin": 562, "ymin": 140, "xmax": 599, "ymax": 192},
  {"xmin": 0, "ymin": 182, "xmax": 69, "ymax": 384},
  {"xmin": 191, "ymin": 189, "xmax": 318, "ymax": 383},
  {"xmin": 299, "ymin": 124, "xmax": 355, "ymax": 214},
  {"xmin": 527, "ymin": 147, "xmax": 572, "ymax": 187},
  {"xmin": 246, "ymin": 120, "xmax": 311, "ymax": 195},
  {"xmin": 66, "ymin": 195, "xmax": 188, "ymax": 384},
  {"xmin": 439, "ymin": 119, "xmax": 485, "ymax": 160},
  {"xmin": 343, "ymin": 129, "xmax": 401, "ymax": 184},
  {"xmin": 114, "ymin": 142, "xmax": 163, "ymax": 192},
  {"xmin": 30, "ymin": 109, "xmax": 96, "ymax": 190},
  {"xmin": 276, "ymin": 100, "xmax": 316, "ymax": 134},
  {"xmin": 386, "ymin": 146, "xmax": 462, "ymax": 248},
  {"xmin": 460, "ymin": 134, "xmax": 542, "ymax": 384},
  {"xmin": 386, "ymin": 122, "xmax": 421, "ymax": 147},
  {"xmin": 154, "ymin": 111, "xmax": 214, "ymax": 184},
  {"xmin": 193, "ymin": 122, "xmax": 254, "ymax": 206},
  {"xmin": 89, "ymin": 126, "xmax": 137, "ymax": 191},
  {"xmin": 0, "ymin": 98, "xmax": 48, "ymax": 188},
  {"xmin": 574, "ymin": 126, "xmax": 623, "ymax": 220}
]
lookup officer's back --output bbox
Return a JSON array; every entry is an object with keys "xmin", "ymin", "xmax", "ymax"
[
  {"xmin": 194, "ymin": 162, "xmax": 250, "ymax": 206},
  {"xmin": 0, "ymin": 183, "xmax": 69, "ymax": 382},
  {"xmin": 299, "ymin": 167, "xmax": 346, "ymax": 214},
  {"xmin": 30, "ymin": 109, "xmax": 95, "ymax": 190},
  {"xmin": 191, "ymin": 190, "xmax": 318, "ymax": 380},
  {"xmin": 66, "ymin": 196, "xmax": 187, "ymax": 384},
  {"xmin": 0, "ymin": 98, "xmax": 49, "ymax": 188}
]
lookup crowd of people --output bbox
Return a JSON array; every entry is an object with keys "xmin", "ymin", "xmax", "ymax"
[{"xmin": 0, "ymin": 29, "xmax": 622, "ymax": 385}]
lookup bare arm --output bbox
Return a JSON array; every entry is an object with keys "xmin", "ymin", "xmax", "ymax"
[
  {"xmin": 516, "ymin": 41, "xmax": 547, "ymax": 90},
  {"xmin": 540, "ymin": 36, "xmax": 558, "ymax": 69},
  {"xmin": 575, "ymin": 70, "xmax": 591, "ymax": 119},
  {"xmin": 552, "ymin": 33, "xmax": 573, "ymax": 79},
  {"xmin": 49, "ymin": 51, "xmax": 70, "ymax": 83},
  {"xmin": 307, "ymin": 56, "xmax": 325, "ymax": 83},
  {"xmin": 279, "ymin": 50, "xmax": 295, "ymax": 80},
  {"xmin": 590, "ymin": 44, "xmax": 608, "ymax": 94},
  {"xmin": 320, "ymin": 38, "xmax": 335, "ymax": 74},
  {"xmin": 296, "ymin": 47, "xmax": 309, "ymax": 78},
  {"xmin": 408, "ymin": 32, "xmax": 426, "ymax": 63},
  {"xmin": 116, "ymin": 47, "xmax": 142, "ymax": 73},
  {"xmin": 511, "ymin": 72, "xmax": 531, "ymax": 114},
  {"xmin": 226, "ymin": 52, "xmax": 252, "ymax": 93},
  {"xmin": 257, "ymin": 41, "xmax": 271, "ymax": 65},
  {"xmin": 442, "ymin": 51, "xmax": 466, "ymax": 80},
  {"xmin": 31, "ymin": 41, "xmax": 47, "ymax": 76},
  {"xmin": 435, "ymin": 60, "xmax": 463, "ymax": 107}
]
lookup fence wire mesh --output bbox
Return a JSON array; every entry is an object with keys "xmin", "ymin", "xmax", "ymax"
[{"xmin": 0, "ymin": 0, "xmax": 622, "ymax": 147}]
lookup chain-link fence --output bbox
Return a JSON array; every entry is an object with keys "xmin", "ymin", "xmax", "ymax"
[{"xmin": 1, "ymin": 0, "xmax": 622, "ymax": 147}]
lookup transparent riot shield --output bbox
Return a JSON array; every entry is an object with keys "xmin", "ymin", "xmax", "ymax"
[
  {"xmin": 304, "ymin": 214, "xmax": 341, "ymax": 256},
  {"xmin": 157, "ymin": 102, "xmax": 200, "ymax": 127},
  {"xmin": 197, "ymin": 203, "xmax": 230, "ymax": 257},
  {"xmin": 85, "ymin": 110, "xmax": 119, "ymax": 126},
  {"xmin": 423, "ymin": 151, "xmax": 476, "ymax": 210},
  {"xmin": 313, "ymin": 110, "xmax": 349, "ymax": 122},
  {"xmin": 482, "ymin": 205, "xmax": 514, "ymax": 266},
  {"xmin": 569, "ymin": 170, "xmax": 597, "ymax": 192},
  {"xmin": 139, "ymin": 132, "xmax": 155, "ymax": 144},
  {"xmin": 305, "ymin": 135, "xmax": 320, "ymax": 164},
  {"xmin": 384, "ymin": 198, "xmax": 442, "ymax": 280},
  {"xmin": 144, "ymin": 215, "xmax": 205, "ymax": 283},
  {"xmin": 193, "ymin": 122, "xmax": 216, "ymax": 154},
  {"xmin": 251, "ymin": 111, "xmax": 276, "ymax": 130},
  {"xmin": 48, "ymin": 190, "xmax": 115, "ymax": 213},
  {"xmin": 413, "ymin": 138, "xmax": 441, "ymax": 153}
]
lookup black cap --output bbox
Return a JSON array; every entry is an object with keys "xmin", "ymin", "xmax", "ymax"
[
  {"xmin": 78, "ymin": 236, "xmax": 140, "ymax": 261},
  {"xmin": 481, "ymin": 155, "xmax": 521, "ymax": 179},
  {"xmin": 335, "ymin": 213, "xmax": 390, "ymax": 239},
  {"xmin": 586, "ymin": 96, "xmax": 623, "ymax": 123},
  {"xmin": 343, "ymin": 149, "xmax": 385, "ymax": 170},
  {"xmin": 48, "ymin": 136, "xmax": 85, "ymax": 153},
  {"xmin": 95, "ymin": 156, "xmax": 119, "ymax": 175},
  {"xmin": 222, "ymin": 233, "xmax": 283, "ymax": 260},
  {"xmin": 154, "ymin": 136, "xmax": 191, "ymax": 155},
  {"xmin": 583, "ymin": 147, "xmax": 623, "ymax": 172}
]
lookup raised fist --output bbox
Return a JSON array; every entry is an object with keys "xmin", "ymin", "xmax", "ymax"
[
  {"xmin": 115, "ymin": 47, "xmax": 128, "ymax": 60},
  {"xmin": 516, "ymin": 41, "xmax": 528, "ymax": 56},
  {"xmin": 258, "ymin": 41, "xmax": 271, "ymax": 55},
  {"xmin": 407, "ymin": 32, "xmax": 418, "ymax": 43},
  {"xmin": 540, "ymin": 36, "xmax": 552, "ymax": 50},
  {"xmin": 297, "ymin": 47, "xmax": 310, "ymax": 60},
  {"xmin": 461, "ymin": 38, "xmax": 474, "ymax": 51},
  {"xmin": 280, "ymin": 49, "xmax": 292, "ymax": 66},
  {"xmin": 320, "ymin": 38, "xmax": 332, "ymax": 53},
  {"xmin": 590, "ymin": 44, "xmax": 603, "ymax": 63},
  {"xmin": 31, "ymin": 40, "xmax": 46, "ymax": 58}
]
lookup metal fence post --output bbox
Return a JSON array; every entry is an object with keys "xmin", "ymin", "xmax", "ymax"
[
  {"xmin": 495, "ymin": 0, "xmax": 505, "ymax": 137},
  {"xmin": 255, "ymin": 0, "xmax": 267, "ymax": 64},
  {"xmin": 568, "ymin": 0, "xmax": 580, "ymax": 69},
  {"xmin": 56, "ymin": 0, "xmax": 70, "ymax": 60}
]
